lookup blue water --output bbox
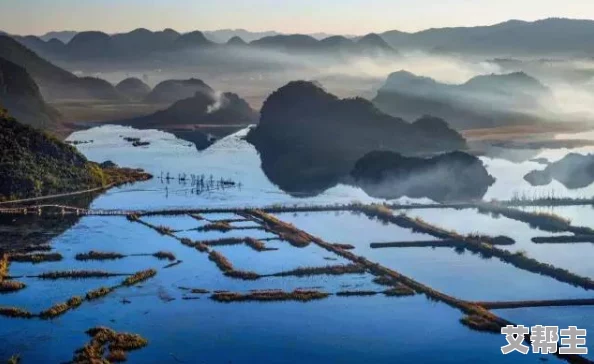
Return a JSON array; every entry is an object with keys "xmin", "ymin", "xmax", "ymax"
[{"xmin": 2, "ymin": 126, "xmax": 593, "ymax": 362}]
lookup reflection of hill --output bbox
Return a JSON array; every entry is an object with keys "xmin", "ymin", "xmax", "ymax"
[
  {"xmin": 247, "ymin": 81, "xmax": 466, "ymax": 196},
  {"xmin": 524, "ymin": 153, "xmax": 594, "ymax": 189},
  {"xmin": 351, "ymin": 151, "xmax": 495, "ymax": 202}
]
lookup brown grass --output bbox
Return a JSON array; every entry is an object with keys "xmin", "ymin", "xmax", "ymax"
[
  {"xmin": 0, "ymin": 306, "xmax": 33, "ymax": 318},
  {"xmin": 38, "ymin": 270, "xmax": 119, "ymax": 279},
  {"xmin": 73, "ymin": 326, "xmax": 148, "ymax": 363},
  {"xmin": 460, "ymin": 315, "xmax": 502, "ymax": 333},
  {"xmin": 0, "ymin": 253, "xmax": 9, "ymax": 280},
  {"xmin": 244, "ymin": 238, "xmax": 269, "ymax": 252},
  {"xmin": 211, "ymin": 289, "xmax": 330, "ymax": 303},
  {"xmin": 200, "ymin": 221, "xmax": 232, "ymax": 232},
  {"xmin": 9, "ymin": 253, "xmax": 63, "ymax": 263},
  {"xmin": 332, "ymin": 243, "xmax": 355, "ymax": 250},
  {"xmin": 40, "ymin": 296, "xmax": 83, "ymax": 319},
  {"xmin": 224, "ymin": 270, "xmax": 261, "ymax": 280},
  {"xmin": 156, "ymin": 226, "xmax": 174, "ymax": 236},
  {"xmin": 76, "ymin": 251, "xmax": 125, "ymax": 261},
  {"xmin": 208, "ymin": 251, "xmax": 234, "ymax": 272},
  {"xmin": 0, "ymin": 280, "xmax": 26, "ymax": 293},
  {"xmin": 152, "ymin": 251, "xmax": 176, "ymax": 261},
  {"xmin": 373, "ymin": 276, "xmax": 398, "ymax": 286},
  {"xmin": 272, "ymin": 264, "xmax": 366, "ymax": 277},
  {"xmin": 384, "ymin": 285, "xmax": 416, "ymax": 297},
  {"xmin": 336, "ymin": 291, "xmax": 378, "ymax": 296},
  {"xmin": 86, "ymin": 287, "xmax": 114, "ymax": 300},
  {"xmin": 122, "ymin": 269, "xmax": 157, "ymax": 286}
]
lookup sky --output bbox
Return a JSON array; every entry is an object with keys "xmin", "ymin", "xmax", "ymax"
[{"xmin": 1, "ymin": 0, "xmax": 594, "ymax": 36}]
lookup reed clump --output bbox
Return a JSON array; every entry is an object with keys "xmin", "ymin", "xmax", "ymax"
[
  {"xmin": 152, "ymin": 251, "xmax": 176, "ymax": 261},
  {"xmin": 332, "ymin": 243, "xmax": 355, "ymax": 250},
  {"xmin": 0, "ymin": 280, "xmax": 26, "ymax": 293},
  {"xmin": 384, "ymin": 285, "xmax": 416, "ymax": 297},
  {"xmin": 122, "ymin": 269, "xmax": 157, "ymax": 286},
  {"xmin": 208, "ymin": 251, "xmax": 234, "ymax": 272},
  {"xmin": 76, "ymin": 251, "xmax": 125, "ymax": 261},
  {"xmin": 200, "ymin": 221, "xmax": 232, "ymax": 232},
  {"xmin": 211, "ymin": 289, "xmax": 330, "ymax": 303},
  {"xmin": 373, "ymin": 276, "xmax": 398, "ymax": 286},
  {"xmin": 460, "ymin": 314, "xmax": 502, "ymax": 333},
  {"xmin": 224, "ymin": 270, "xmax": 261, "ymax": 280},
  {"xmin": 73, "ymin": 326, "xmax": 148, "ymax": 363},
  {"xmin": 9, "ymin": 253, "xmax": 63, "ymax": 263},
  {"xmin": 336, "ymin": 290, "xmax": 378, "ymax": 296},
  {"xmin": 38, "ymin": 270, "xmax": 118, "ymax": 280},
  {"xmin": 248, "ymin": 210, "xmax": 311, "ymax": 247},
  {"xmin": 126, "ymin": 214, "xmax": 140, "ymax": 222},
  {"xmin": 272, "ymin": 264, "xmax": 366, "ymax": 277},
  {"xmin": 0, "ymin": 306, "xmax": 33, "ymax": 318},
  {"xmin": 156, "ymin": 225, "xmax": 174, "ymax": 236},
  {"xmin": 40, "ymin": 296, "xmax": 83, "ymax": 319},
  {"xmin": 0, "ymin": 253, "xmax": 8, "ymax": 280},
  {"xmin": 180, "ymin": 238, "xmax": 209, "ymax": 252},
  {"xmin": 244, "ymin": 238, "xmax": 269, "ymax": 252},
  {"xmin": 86, "ymin": 287, "xmax": 114, "ymax": 300}
]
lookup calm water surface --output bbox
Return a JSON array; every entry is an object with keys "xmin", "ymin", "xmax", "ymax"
[{"xmin": 1, "ymin": 125, "xmax": 592, "ymax": 362}]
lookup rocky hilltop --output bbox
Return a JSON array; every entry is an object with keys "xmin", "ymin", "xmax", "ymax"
[
  {"xmin": 373, "ymin": 71, "xmax": 551, "ymax": 129},
  {"xmin": 0, "ymin": 108, "xmax": 151, "ymax": 201},
  {"xmin": 247, "ymin": 81, "xmax": 466, "ymax": 195},
  {"xmin": 0, "ymin": 57, "xmax": 61, "ymax": 131},
  {"xmin": 115, "ymin": 77, "xmax": 151, "ymax": 101},
  {"xmin": 144, "ymin": 78, "xmax": 214, "ymax": 104},
  {"xmin": 117, "ymin": 80, "xmax": 258, "ymax": 150},
  {"xmin": 351, "ymin": 150, "xmax": 495, "ymax": 202}
]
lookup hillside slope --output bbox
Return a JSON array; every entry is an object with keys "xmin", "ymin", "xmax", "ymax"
[
  {"xmin": 0, "ymin": 108, "xmax": 150, "ymax": 201},
  {"xmin": 0, "ymin": 57, "xmax": 61, "ymax": 130}
]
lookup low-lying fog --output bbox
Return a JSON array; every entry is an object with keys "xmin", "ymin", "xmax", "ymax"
[{"xmin": 66, "ymin": 47, "xmax": 594, "ymax": 120}]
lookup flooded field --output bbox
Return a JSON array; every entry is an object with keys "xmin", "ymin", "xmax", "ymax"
[{"xmin": 2, "ymin": 125, "xmax": 594, "ymax": 363}]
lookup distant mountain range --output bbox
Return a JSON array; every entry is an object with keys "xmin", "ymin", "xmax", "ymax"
[
  {"xmin": 4, "ymin": 18, "xmax": 594, "ymax": 60},
  {"xmin": 373, "ymin": 70, "xmax": 553, "ymax": 129},
  {"xmin": 379, "ymin": 18, "xmax": 594, "ymax": 56},
  {"xmin": 3, "ymin": 28, "xmax": 395, "ymax": 62},
  {"xmin": 28, "ymin": 29, "xmax": 347, "ymax": 44}
]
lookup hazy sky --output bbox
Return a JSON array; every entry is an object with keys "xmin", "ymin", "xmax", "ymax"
[{"xmin": 1, "ymin": 0, "xmax": 594, "ymax": 35}]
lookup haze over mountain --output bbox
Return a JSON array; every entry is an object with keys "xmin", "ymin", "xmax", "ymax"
[
  {"xmin": 380, "ymin": 18, "xmax": 594, "ymax": 56},
  {"xmin": 0, "ymin": 57, "xmax": 61, "ymax": 131},
  {"xmin": 0, "ymin": 35, "xmax": 122, "ymax": 102},
  {"xmin": 5, "ymin": 18, "xmax": 594, "ymax": 63},
  {"xmin": 116, "ymin": 79, "xmax": 258, "ymax": 150},
  {"xmin": 39, "ymin": 30, "xmax": 77, "ymax": 43},
  {"xmin": 247, "ymin": 81, "xmax": 466, "ymax": 195},
  {"xmin": 373, "ymin": 70, "xmax": 553, "ymax": 129}
]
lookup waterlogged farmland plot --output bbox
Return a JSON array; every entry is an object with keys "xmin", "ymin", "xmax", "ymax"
[
  {"xmin": 276, "ymin": 211, "xmax": 593, "ymax": 301},
  {"xmin": 403, "ymin": 208, "xmax": 594, "ymax": 279}
]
